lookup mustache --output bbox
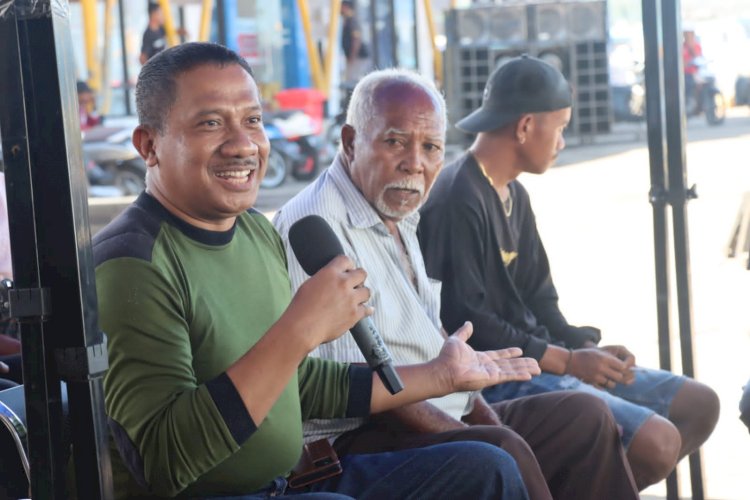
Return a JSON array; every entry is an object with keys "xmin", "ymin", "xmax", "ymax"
[
  {"xmin": 213, "ymin": 158, "xmax": 259, "ymax": 169},
  {"xmin": 384, "ymin": 178, "xmax": 425, "ymax": 196}
]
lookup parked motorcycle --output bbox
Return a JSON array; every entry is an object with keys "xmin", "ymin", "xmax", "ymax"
[
  {"xmin": 685, "ymin": 56, "xmax": 726, "ymax": 126},
  {"xmin": 324, "ymin": 82, "xmax": 356, "ymax": 150},
  {"xmin": 611, "ymin": 61, "xmax": 646, "ymax": 122},
  {"xmin": 0, "ymin": 143, "xmax": 120, "ymax": 197},
  {"xmin": 261, "ymin": 110, "xmax": 328, "ymax": 189},
  {"xmin": 82, "ymin": 118, "xmax": 147, "ymax": 195}
]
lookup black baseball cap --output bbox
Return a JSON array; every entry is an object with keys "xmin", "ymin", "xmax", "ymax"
[{"xmin": 456, "ymin": 54, "xmax": 572, "ymax": 133}]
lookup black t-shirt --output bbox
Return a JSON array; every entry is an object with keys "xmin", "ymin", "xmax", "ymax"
[
  {"xmin": 141, "ymin": 26, "xmax": 166, "ymax": 61},
  {"xmin": 418, "ymin": 153, "xmax": 600, "ymax": 360}
]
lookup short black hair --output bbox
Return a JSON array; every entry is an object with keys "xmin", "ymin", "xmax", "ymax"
[
  {"xmin": 148, "ymin": 2, "xmax": 161, "ymax": 16},
  {"xmin": 135, "ymin": 42, "xmax": 254, "ymax": 132},
  {"xmin": 342, "ymin": 1, "xmax": 355, "ymax": 9},
  {"xmin": 77, "ymin": 80, "xmax": 93, "ymax": 95}
]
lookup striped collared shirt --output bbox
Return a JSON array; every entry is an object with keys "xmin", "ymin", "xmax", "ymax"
[{"xmin": 274, "ymin": 155, "xmax": 471, "ymax": 442}]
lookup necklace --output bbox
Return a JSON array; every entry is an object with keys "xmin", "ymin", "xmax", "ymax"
[
  {"xmin": 502, "ymin": 191, "xmax": 513, "ymax": 217},
  {"xmin": 472, "ymin": 152, "xmax": 513, "ymax": 217}
]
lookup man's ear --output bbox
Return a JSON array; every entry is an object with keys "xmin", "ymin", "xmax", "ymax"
[
  {"xmin": 340, "ymin": 124, "xmax": 356, "ymax": 161},
  {"xmin": 515, "ymin": 114, "xmax": 534, "ymax": 145},
  {"xmin": 132, "ymin": 125, "xmax": 159, "ymax": 167}
]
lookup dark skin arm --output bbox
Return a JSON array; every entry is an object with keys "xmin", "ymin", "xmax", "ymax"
[{"xmin": 373, "ymin": 400, "xmax": 467, "ymax": 433}]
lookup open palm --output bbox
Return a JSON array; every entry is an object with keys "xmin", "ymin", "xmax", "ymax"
[{"xmin": 437, "ymin": 322, "xmax": 540, "ymax": 392}]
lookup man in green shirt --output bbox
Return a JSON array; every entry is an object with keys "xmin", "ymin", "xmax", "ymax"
[{"xmin": 93, "ymin": 42, "xmax": 539, "ymax": 499}]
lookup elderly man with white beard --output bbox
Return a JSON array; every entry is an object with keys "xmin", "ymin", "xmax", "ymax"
[{"xmin": 273, "ymin": 68, "xmax": 640, "ymax": 500}]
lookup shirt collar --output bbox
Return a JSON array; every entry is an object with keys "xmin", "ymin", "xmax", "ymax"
[{"xmin": 328, "ymin": 154, "xmax": 421, "ymax": 234}]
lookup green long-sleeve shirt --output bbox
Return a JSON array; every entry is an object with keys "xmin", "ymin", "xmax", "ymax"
[{"xmin": 94, "ymin": 193, "xmax": 371, "ymax": 498}]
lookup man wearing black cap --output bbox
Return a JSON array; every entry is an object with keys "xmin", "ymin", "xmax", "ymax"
[{"xmin": 419, "ymin": 55, "xmax": 720, "ymax": 489}]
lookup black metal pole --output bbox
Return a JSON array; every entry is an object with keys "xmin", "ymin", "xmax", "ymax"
[
  {"xmin": 178, "ymin": 6, "xmax": 187, "ymax": 44},
  {"xmin": 661, "ymin": 0, "xmax": 705, "ymax": 497},
  {"xmin": 0, "ymin": 1, "xmax": 112, "ymax": 498},
  {"xmin": 641, "ymin": 1, "xmax": 680, "ymax": 497},
  {"xmin": 388, "ymin": 0, "xmax": 397, "ymax": 66},
  {"xmin": 216, "ymin": 0, "xmax": 227, "ymax": 46},
  {"xmin": 0, "ymin": 13, "xmax": 62, "ymax": 497},
  {"xmin": 642, "ymin": 0, "xmax": 672, "ymax": 378},
  {"xmin": 369, "ymin": 1, "xmax": 380, "ymax": 68},
  {"xmin": 117, "ymin": 0, "xmax": 132, "ymax": 115}
]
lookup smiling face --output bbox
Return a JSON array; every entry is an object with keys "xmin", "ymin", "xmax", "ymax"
[
  {"xmin": 134, "ymin": 63, "xmax": 270, "ymax": 231},
  {"xmin": 342, "ymin": 81, "xmax": 445, "ymax": 223}
]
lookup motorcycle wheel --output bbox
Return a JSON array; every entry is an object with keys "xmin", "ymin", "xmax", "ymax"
[
  {"xmin": 704, "ymin": 90, "xmax": 726, "ymax": 126},
  {"xmin": 115, "ymin": 163, "xmax": 146, "ymax": 195},
  {"xmin": 261, "ymin": 149, "xmax": 288, "ymax": 189}
]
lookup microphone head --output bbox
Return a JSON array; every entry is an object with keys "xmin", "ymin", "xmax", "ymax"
[{"xmin": 288, "ymin": 215, "xmax": 345, "ymax": 276}]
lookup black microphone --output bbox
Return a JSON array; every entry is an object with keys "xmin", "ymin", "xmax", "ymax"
[{"xmin": 289, "ymin": 214, "xmax": 404, "ymax": 395}]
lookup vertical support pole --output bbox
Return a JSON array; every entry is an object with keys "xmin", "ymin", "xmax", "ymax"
[
  {"xmin": 80, "ymin": 0, "xmax": 99, "ymax": 88},
  {"xmin": 641, "ymin": 1, "xmax": 679, "ymax": 497},
  {"xmin": 296, "ymin": 0, "xmax": 325, "ymax": 92},
  {"xmin": 117, "ymin": 0, "xmax": 132, "ymax": 115},
  {"xmin": 323, "ymin": 0, "xmax": 342, "ymax": 95},
  {"xmin": 216, "ymin": 0, "xmax": 227, "ymax": 45},
  {"xmin": 101, "ymin": 0, "xmax": 117, "ymax": 114},
  {"xmin": 389, "ymin": 0, "xmax": 397, "ymax": 65},
  {"xmin": 0, "ymin": 2, "xmax": 113, "ymax": 498},
  {"xmin": 199, "ymin": 0, "xmax": 213, "ymax": 42},
  {"xmin": 422, "ymin": 0, "xmax": 442, "ymax": 86},
  {"xmin": 661, "ymin": 0, "xmax": 704, "ymax": 497},
  {"xmin": 156, "ymin": 0, "xmax": 178, "ymax": 47},
  {"xmin": 217, "ymin": 0, "xmax": 238, "ymax": 51},
  {"xmin": 178, "ymin": 6, "xmax": 186, "ymax": 44}
]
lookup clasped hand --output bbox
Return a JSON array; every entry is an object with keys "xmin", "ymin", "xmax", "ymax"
[{"xmin": 569, "ymin": 345, "xmax": 636, "ymax": 389}]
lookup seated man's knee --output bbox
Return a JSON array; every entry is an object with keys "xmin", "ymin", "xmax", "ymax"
[
  {"xmin": 628, "ymin": 415, "xmax": 681, "ymax": 488},
  {"xmin": 565, "ymin": 392, "xmax": 619, "ymax": 434},
  {"xmin": 459, "ymin": 425, "xmax": 536, "ymax": 465},
  {"xmin": 670, "ymin": 379, "xmax": 720, "ymax": 440},
  {"xmin": 452, "ymin": 442, "xmax": 528, "ymax": 498}
]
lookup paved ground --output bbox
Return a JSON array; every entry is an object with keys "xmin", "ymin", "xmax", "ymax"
[
  {"xmin": 523, "ymin": 110, "xmax": 750, "ymax": 500},
  {"xmin": 88, "ymin": 109, "xmax": 750, "ymax": 499}
]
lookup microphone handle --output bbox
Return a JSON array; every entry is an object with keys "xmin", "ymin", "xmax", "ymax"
[{"xmin": 349, "ymin": 318, "xmax": 404, "ymax": 395}]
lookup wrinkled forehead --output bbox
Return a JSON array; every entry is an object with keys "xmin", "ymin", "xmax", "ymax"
[{"xmin": 372, "ymin": 81, "xmax": 444, "ymax": 124}]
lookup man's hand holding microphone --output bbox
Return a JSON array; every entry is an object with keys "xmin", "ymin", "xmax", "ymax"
[{"xmin": 287, "ymin": 215, "xmax": 540, "ymax": 412}]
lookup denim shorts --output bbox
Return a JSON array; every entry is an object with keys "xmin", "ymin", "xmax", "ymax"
[{"xmin": 482, "ymin": 367, "xmax": 686, "ymax": 449}]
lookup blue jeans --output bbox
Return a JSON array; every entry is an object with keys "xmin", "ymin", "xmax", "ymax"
[
  {"xmin": 482, "ymin": 366, "xmax": 685, "ymax": 449},
  {"xmin": 207, "ymin": 441, "xmax": 528, "ymax": 499}
]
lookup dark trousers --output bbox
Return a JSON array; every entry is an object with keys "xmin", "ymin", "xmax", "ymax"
[
  {"xmin": 333, "ymin": 391, "xmax": 639, "ymax": 500},
  {"xmin": 208, "ymin": 441, "xmax": 528, "ymax": 499}
]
